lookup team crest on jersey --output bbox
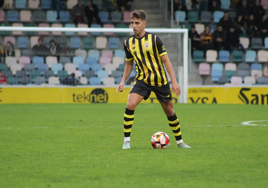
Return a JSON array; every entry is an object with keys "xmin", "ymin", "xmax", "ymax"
[{"xmin": 144, "ymin": 43, "xmax": 149, "ymax": 49}]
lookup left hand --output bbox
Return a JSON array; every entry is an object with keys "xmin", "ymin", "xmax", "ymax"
[{"xmin": 172, "ymin": 82, "xmax": 181, "ymax": 96}]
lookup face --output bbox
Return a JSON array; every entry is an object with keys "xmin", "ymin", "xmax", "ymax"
[
  {"xmin": 242, "ymin": 0, "xmax": 246, "ymax": 5},
  {"xmin": 78, "ymin": 1, "xmax": 82, "ymax": 6},
  {"xmin": 249, "ymin": 15, "xmax": 254, "ymax": 20},
  {"xmin": 224, "ymin": 13, "xmax": 228, "ymax": 18},
  {"xmin": 50, "ymin": 41, "xmax": 55, "ymax": 46},
  {"xmin": 218, "ymin": 26, "xmax": 222, "ymax": 32},
  {"xmin": 230, "ymin": 28, "xmax": 234, "ymax": 32},
  {"xmin": 255, "ymin": 0, "xmax": 259, "ymax": 5},
  {"xmin": 86, "ymin": 1, "xmax": 91, "ymax": 6},
  {"xmin": 131, "ymin": 17, "xmax": 146, "ymax": 36},
  {"xmin": 6, "ymin": 42, "xmax": 11, "ymax": 47},
  {"xmin": 38, "ymin": 40, "xmax": 43, "ymax": 45},
  {"xmin": 205, "ymin": 26, "xmax": 210, "ymax": 32}
]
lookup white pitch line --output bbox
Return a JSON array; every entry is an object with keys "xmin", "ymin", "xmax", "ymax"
[{"xmin": 241, "ymin": 120, "xmax": 268, "ymax": 126}]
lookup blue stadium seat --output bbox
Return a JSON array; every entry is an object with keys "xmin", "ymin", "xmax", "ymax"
[
  {"xmin": 83, "ymin": 38, "xmax": 94, "ymax": 49},
  {"xmin": 221, "ymin": 0, "xmax": 230, "ymax": 9},
  {"xmin": 59, "ymin": 56, "xmax": 71, "ymax": 65},
  {"xmin": 37, "ymin": 63, "xmax": 49, "ymax": 73},
  {"xmin": 70, "ymin": 37, "xmax": 81, "ymax": 48},
  {"xmin": 175, "ymin": 11, "xmax": 186, "ymax": 22},
  {"xmin": 193, "ymin": 50, "xmax": 204, "ymax": 63},
  {"xmin": 98, "ymin": 11, "xmax": 109, "ymax": 23},
  {"xmin": 0, "ymin": 64, "xmax": 8, "ymax": 71},
  {"xmin": 91, "ymin": 63, "xmax": 103, "ymax": 73},
  {"xmin": 51, "ymin": 63, "xmax": 63, "ymax": 74},
  {"xmin": 79, "ymin": 64, "xmax": 90, "ymax": 74},
  {"xmin": 17, "ymin": 36, "xmax": 29, "ymax": 48},
  {"xmin": 7, "ymin": 77, "xmax": 19, "ymax": 85},
  {"xmin": 188, "ymin": 11, "xmax": 198, "ymax": 23},
  {"xmin": 211, "ymin": 63, "xmax": 223, "ymax": 82},
  {"xmin": 111, "ymin": 11, "xmax": 122, "ymax": 22},
  {"xmin": 97, "ymin": 70, "xmax": 109, "ymax": 81},
  {"xmin": 15, "ymin": 0, "xmax": 27, "ymax": 9},
  {"xmin": 109, "ymin": 37, "xmax": 120, "ymax": 49},
  {"xmin": 219, "ymin": 50, "xmax": 230, "ymax": 63},
  {"xmin": 32, "ymin": 56, "xmax": 44, "ymax": 66},
  {"xmin": 57, "ymin": 70, "xmax": 68, "ymax": 78},
  {"xmin": 60, "ymin": 11, "xmax": 70, "ymax": 22},
  {"xmin": 46, "ymin": 11, "xmax": 57, "ymax": 22},
  {"xmin": 213, "ymin": 11, "xmax": 224, "ymax": 23},
  {"xmin": 32, "ymin": 11, "xmax": 46, "ymax": 22},
  {"xmin": 65, "ymin": 23, "xmax": 76, "ymax": 36},
  {"xmin": 41, "ymin": 0, "xmax": 52, "ymax": 9},
  {"xmin": 88, "ymin": 49, "xmax": 100, "ymax": 60},
  {"xmin": 89, "ymin": 77, "xmax": 101, "ymax": 85},
  {"xmin": 30, "ymin": 70, "xmax": 41, "ymax": 79},
  {"xmin": 114, "ymin": 49, "xmax": 125, "ymax": 58},
  {"xmin": 73, "ymin": 56, "xmax": 84, "ymax": 68},
  {"xmin": 264, "ymin": 37, "xmax": 268, "ymax": 49},
  {"xmin": 86, "ymin": 57, "xmax": 97, "ymax": 65},
  {"xmin": 232, "ymin": 50, "xmax": 244, "ymax": 63},
  {"xmin": 115, "ymin": 77, "xmax": 122, "ymax": 84},
  {"xmin": 245, "ymin": 50, "xmax": 256, "ymax": 63},
  {"xmin": 7, "ymin": 10, "xmax": 19, "ymax": 22},
  {"xmin": 251, "ymin": 63, "xmax": 262, "ymax": 70},
  {"xmin": 91, "ymin": 24, "xmax": 102, "ymax": 36}
]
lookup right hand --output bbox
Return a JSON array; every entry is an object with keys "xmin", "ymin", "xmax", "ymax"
[{"xmin": 116, "ymin": 82, "xmax": 124, "ymax": 93}]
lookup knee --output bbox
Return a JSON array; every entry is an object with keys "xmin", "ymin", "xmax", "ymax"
[{"xmin": 126, "ymin": 101, "xmax": 137, "ymax": 110}]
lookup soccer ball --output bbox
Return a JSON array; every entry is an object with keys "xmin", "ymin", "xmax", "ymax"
[{"xmin": 151, "ymin": 132, "xmax": 170, "ymax": 149}]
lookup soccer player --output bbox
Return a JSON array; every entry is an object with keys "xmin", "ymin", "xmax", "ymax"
[{"xmin": 116, "ymin": 10, "xmax": 191, "ymax": 149}]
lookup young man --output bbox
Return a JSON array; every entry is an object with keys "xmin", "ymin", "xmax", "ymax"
[{"xmin": 116, "ymin": 10, "xmax": 191, "ymax": 149}]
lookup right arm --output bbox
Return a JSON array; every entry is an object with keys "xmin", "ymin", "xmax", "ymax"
[
  {"xmin": 116, "ymin": 40, "xmax": 134, "ymax": 93},
  {"xmin": 116, "ymin": 60, "xmax": 133, "ymax": 93}
]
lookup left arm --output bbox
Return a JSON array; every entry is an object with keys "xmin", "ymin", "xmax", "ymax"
[
  {"xmin": 161, "ymin": 54, "xmax": 181, "ymax": 96},
  {"xmin": 156, "ymin": 35, "xmax": 181, "ymax": 96}
]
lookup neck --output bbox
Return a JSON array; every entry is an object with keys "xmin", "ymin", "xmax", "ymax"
[{"xmin": 135, "ymin": 30, "xmax": 146, "ymax": 38}]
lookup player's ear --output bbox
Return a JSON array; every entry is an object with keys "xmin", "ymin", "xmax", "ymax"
[{"xmin": 143, "ymin": 21, "xmax": 146, "ymax": 27}]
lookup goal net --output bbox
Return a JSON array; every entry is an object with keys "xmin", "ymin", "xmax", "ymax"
[{"xmin": 0, "ymin": 26, "xmax": 188, "ymax": 103}]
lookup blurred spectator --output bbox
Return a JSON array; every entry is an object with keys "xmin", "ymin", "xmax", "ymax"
[
  {"xmin": 237, "ymin": 0, "xmax": 250, "ymax": 19},
  {"xmin": 85, "ymin": 0, "xmax": 101, "ymax": 27},
  {"xmin": 32, "ymin": 37, "xmax": 49, "ymax": 56},
  {"xmin": 219, "ymin": 12, "xmax": 233, "ymax": 31},
  {"xmin": 234, "ymin": 14, "xmax": 246, "ymax": 35},
  {"xmin": 0, "ymin": 71, "xmax": 8, "ymax": 85},
  {"xmin": 0, "ymin": 43, "xmax": 4, "ymax": 62},
  {"xmin": 200, "ymin": 25, "xmax": 213, "ymax": 51},
  {"xmin": 71, "ymin": 0, "xmax": 87, "ymax": 25},
  {"xmin": 191, "ymin": 0, "xmax": 206, "ymax": 15},
  {"xmin": 52, "ymin": 0, "xmax": 67, "ymax": 19},
  {"xmin": 62, "ymin": 73, "xmax": 78, "ymax": 85},
  {"xmin": 189, "ymin": 25, "xmax": 200, "ymax": 51},
  {"xmin": 212, "ymin": 25, "xmax": 226, "ymax": 51},
  {"xmin": 258, "ymin": 15, "xmax": 268, "ymax": 42},
  {"xmin": 247, "ymin": 14, "xmax": 259, "ymax": 38},
  {"xmin": 174, "ymin": 0, "xmax": 188, "ymax": 18},
  {"xmin": 226, "ymin": 25, "xmax": 245, "ymax": 52},
  {"xmin": 0, "ymin": 0, "xmax": 3, "ymax": 8},
  {"xmin": 4, "ymin": 41, "xmax": 15, "ymax": 57},
  {"xmin": 250, "ymin": 0, "xmax": 264, "ymax": 26},
  {"xmin": 48, "ymin": 39, "xmax": 61, "ymax": 56},
  {"xmin": 117, "ymin": 0, "xmax": 133, "ymax": 12},
  {"xmin": 264, "ymin": 64, "xmax": 268, "ymax": 77},
  {"xmin": 208, "ymin": 0, "xmax": 221, "ymax": 12}
]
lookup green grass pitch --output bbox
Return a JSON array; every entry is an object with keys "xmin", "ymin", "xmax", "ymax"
[{"xmin": 0, "ymin": 103, "xmax": 268, "ymax": 188}]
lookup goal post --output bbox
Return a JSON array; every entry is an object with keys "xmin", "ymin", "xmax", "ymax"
[{"xmin": 0, "ymin": 26, "xmax": 188, "ymax": 103}]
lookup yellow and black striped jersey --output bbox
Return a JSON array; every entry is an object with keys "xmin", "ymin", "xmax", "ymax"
[{"xmin": 124, "ymin": 32, "xmax": 168, "ymax": 87}]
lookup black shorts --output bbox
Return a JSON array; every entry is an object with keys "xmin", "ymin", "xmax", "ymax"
[{"xmin": 130, "ymin": 80, "xmax": 172, "ymax": 102}]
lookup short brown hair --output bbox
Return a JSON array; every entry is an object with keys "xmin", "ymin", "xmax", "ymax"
[{"xmin": 131, "ymin": 10, "xmax": 147, "ymax": 21}]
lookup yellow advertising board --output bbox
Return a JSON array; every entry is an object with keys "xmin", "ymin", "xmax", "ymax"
[
  {"xmin": 188, "ymin": 87, "xmax": 268, "ymax": 105},
  {"xmin": 0, "ymin": 87, "xmax": 178, "ymax": 104},
  {"xmin": 0, "ymin": 86, "xmax": 267, "ymax": 105},
  {"xmin": 188, "ymin": 87, "xmax": 226, "ymax": 104}
]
